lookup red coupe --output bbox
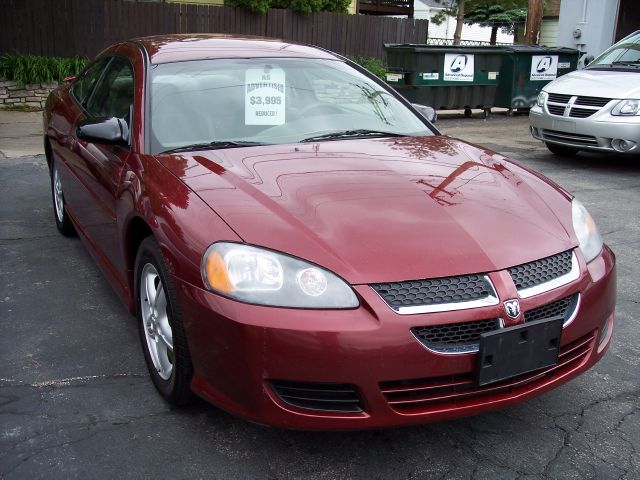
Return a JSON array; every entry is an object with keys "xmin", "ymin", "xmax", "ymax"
[{"xmin": 44, "ymin": 35, "xmax": 616, "ymax": 429}]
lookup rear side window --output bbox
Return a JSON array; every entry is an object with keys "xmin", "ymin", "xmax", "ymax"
[
  {"xmin": 72, "ymin": 58, "xmax": 108, "ymax": 107},
  {"xmin": 85, "ymin": 57, "xmax": 134, "ymax": 123}
]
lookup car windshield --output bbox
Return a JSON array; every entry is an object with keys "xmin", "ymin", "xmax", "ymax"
[
  {"xmin": 149, "ymin": 58, "xmax": 432, "ymax": 154},
  {"xmin": 588, "ymin": 31, "xmax": 640, "ymax": 69}
]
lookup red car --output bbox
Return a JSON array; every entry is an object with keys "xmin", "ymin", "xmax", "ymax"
[{"xmin": 44, "ymin": 35, "xmax": 616, "ymax": 430}]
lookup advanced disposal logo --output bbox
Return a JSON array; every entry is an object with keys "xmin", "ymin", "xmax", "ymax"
[
  {"xmin": 444, "ymin": 53, "xmax": 474, "ymax": 82},
  {"xmin": 530, "ymin": 55, "xmax": 559, "ymax": 81}
]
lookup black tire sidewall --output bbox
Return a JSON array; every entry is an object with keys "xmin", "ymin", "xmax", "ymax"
[
  {"xmin": 134, "ymin": 237, "xmax": 193, "ymax": 404},
  {"xmin": 51, "ymin": 156, "xmax": 76, "ymax": 236}
]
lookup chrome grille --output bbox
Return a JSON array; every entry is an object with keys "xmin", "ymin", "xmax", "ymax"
[
  {"xmin": 545, "ymin": 94, "xmax": 610, "ymax": 118},
  {"xmin": 547, "ymin": 104, "xmax": 565, "ymax": 116},
  {"xmin": 574, "ymin": 96, "xmax": 611, "ymax": 107},
  {"xmin": 508, "ymin": 250, "xmax": 573, "ymax": 291},
  {"xmin": 548, "ymin": 93, "xmax": 572, "ymax": 103},
  {"xmin": 569, "ymin": 107, "xmax": 597, "ymax": 118},
  {"xmin": 371, "ymin": 274, "xmax": 493, "ymax": 310},
  {"xmin": 524, "ymin": 294, "xmax": 579, "ymax": 324}
]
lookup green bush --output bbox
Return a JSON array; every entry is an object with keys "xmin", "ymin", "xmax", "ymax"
[
  {"xmin": 0, "ymin": 53, "xmax": 88, "ymax": 86},
  {"xmin": 226, "ymin": 0, "xmax": 350, "ymax": 14},
  {"xmin": 346, "ymin": 55, "xmax": 387, "ymax": 80}
]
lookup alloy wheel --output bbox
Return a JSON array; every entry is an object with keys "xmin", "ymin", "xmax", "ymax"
[{"xmin": 140, "ymin": 263, "xmax": 174, "ymax": 380}]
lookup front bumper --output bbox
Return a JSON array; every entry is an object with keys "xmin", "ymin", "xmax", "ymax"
[
  {"xmin": 530, "ymin": 105, "xmax": 640, "ymax": 153},
  {"xmin": 176, "ymin": 246, "xmax": 616, "ymax": 430}
]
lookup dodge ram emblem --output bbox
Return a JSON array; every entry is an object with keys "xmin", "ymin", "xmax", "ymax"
[{"xmin": 504, "ymin": 299, "xmax": 521, "ymax": 319}]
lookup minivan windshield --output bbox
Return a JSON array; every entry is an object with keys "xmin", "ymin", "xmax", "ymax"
[
  {"xmin": 588, "ymin": 31, "xmax": 640, "ymax": 69},
  {"xmin": 150, "ymin": 58, "xmax": 432, "ymax": 154}
]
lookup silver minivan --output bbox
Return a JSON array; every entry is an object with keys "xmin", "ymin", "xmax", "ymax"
[{"xmin": 530, "ymin": 31, "xmax": 640, "ymax": 156}]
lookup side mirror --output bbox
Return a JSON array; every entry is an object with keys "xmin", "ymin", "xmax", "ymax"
[
  {"xmin": 412, "ymin": 103, "xmax": 438, "ymax": 123},
  {"xmin": 584, "ymin": 55, "xmax": 594, "ymax": 67},
  {"xmin": 63, "ymin": 75, "xmax": 77, "ymax": 83},
  {"xmin": 77, "ymin": 117, "xmax": 129, "ymax": 145}
]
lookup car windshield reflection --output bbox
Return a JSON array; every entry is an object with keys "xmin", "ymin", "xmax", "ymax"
[{"xmin": 149, "ymin": 58, "xmax": 432, "ymax": 154}]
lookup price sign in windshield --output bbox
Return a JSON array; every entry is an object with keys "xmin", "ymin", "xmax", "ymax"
[{"xmin": 245, "ymin": 66, "xmax": 286, "ymax": 125}]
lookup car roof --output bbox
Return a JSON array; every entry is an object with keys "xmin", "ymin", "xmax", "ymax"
[{"xmin": 132, "ymin": 34, "xmax": 342, "ymax": 64}]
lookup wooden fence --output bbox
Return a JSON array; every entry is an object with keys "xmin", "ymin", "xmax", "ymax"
[{"xmin": 0, "ymin": 0, "xmax": 428, "ymax": 60}]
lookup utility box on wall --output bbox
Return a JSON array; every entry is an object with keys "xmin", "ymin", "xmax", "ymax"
[{"xmin": 556, "ymin": 0, "xmax": 620, "ymax": 60}]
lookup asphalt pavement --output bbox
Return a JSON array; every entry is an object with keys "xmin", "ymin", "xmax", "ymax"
[{"xmin": 1, "ymin": 113, "xmax": 638, "ymax": 479}]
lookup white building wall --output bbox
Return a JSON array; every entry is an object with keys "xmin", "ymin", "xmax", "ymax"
[
  {"xmin": 557, "ymin": 0, "xmax": 619, "ymax": 57},
  {"xmin": 414, "ymin": 4, "xmax": 514, "ymax": 44}
]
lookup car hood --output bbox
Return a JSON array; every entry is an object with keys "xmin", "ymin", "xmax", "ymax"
[
  {"xmin": 545, "ymin": 69, "xmax": 640, "ymax": 99},
  {"xmin": 158, "ymin": 136, "xmax": 575, "ymax": 284}
]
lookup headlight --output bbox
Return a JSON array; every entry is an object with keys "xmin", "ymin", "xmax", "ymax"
[
  {"xmin": 201, "ymin": 242, "xmax": 359, "ymax": 308},
  {"xmin": 611, "ymin": 99, "xmax": 640, "ymax": 116},
  {"xmin": 536, "ymin": 91, "xmax": 548, "ymax": 107},
  {"xmin": 572, "ymin": 199, "xmax": 603, "ymax": 263}
]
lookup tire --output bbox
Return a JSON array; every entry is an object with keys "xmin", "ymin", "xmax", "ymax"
[
  {"xmin": 545, "ymin": 142, "xmax": 579, "ymax": 157},
  {"xmin": 51, "ymin": 156, "xmax": 76, "ymax": 236},
  {"xmin": 135, "ymin": 236, "xmax": 194, "ymax": 406}
]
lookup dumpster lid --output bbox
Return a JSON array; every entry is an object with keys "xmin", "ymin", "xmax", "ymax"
[
  {"xmin": 384, "ymin": 43, "xmax": 507, "ymax": 54},
  {"xmin": 501, "ymin": 45, "xmax": 580, "ymax": 54},
  {"xmin": 384, "ymin": 43, "xmax": 580, "ymax": 55}
]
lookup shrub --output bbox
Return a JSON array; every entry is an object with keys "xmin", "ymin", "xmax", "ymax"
[
  {"xmin": 346, "ymin": 55, "xmax": 387, "ymax": 80},
  {"xmin": 226, "ymin": 0, "xmax": 350, "ymax": 14},
  {"xmin": 0, "ymin": 53, "xmax": 88, "ymax": 86}
]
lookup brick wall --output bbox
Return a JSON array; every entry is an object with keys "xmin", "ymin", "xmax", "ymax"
[{"xmin": 0, "ymin": 79, "xmax": 57, "ymax": 109}]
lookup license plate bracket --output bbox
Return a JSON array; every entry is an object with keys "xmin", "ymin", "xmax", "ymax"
[{"xmin": 477, "ymin": 317, "xmax": 563, "ymax": 387}]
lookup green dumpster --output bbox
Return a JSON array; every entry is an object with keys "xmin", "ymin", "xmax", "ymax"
[
  {"xmin": 385, "ymin": 44, "xmax": 505, "ymax": 117},
  {"xmin": 495, "ymin": 45, "xmax": 579, "ymax": 112}
]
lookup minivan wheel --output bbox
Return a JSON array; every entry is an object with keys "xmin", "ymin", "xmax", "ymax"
[
  {"xmin": 135, "ymin": 237, "xmax": 194, "ymax": 405},
  {"xmin": 545, "ymin": 142, "xmax": 578, "ymax": 157}
]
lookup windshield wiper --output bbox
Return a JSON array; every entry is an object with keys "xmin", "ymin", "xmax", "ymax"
[
  {"xmin": 300, "ymin": 129, "xmax": 406, "ymax": 143},
  {"xmin": 160, "ymin": 140, "xmax": 265, "ymax": 154},
  {"xmin": 610, "ymin": 60, "xmax": 640, "ymax": 66}
]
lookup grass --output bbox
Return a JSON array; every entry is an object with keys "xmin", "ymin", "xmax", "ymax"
[{"xmin": 0, "ymin": 53, "xmax": 88, "ymax": 86}]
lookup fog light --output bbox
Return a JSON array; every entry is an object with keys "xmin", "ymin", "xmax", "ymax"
[{"xmin": 611, "ymin": 138, "xmax": 637, "ymax": 152}]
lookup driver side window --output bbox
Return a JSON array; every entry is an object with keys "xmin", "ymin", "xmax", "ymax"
[
  {"xmin": 85, "ymin": 57, "xmax": 134, "ymax": 124},
  {"xmin": 71, "ymin": 57, "xmax": 109, "ymax": 107}
]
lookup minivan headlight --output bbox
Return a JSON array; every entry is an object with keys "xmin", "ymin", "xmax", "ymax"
[
  {"xmin": 611, "ymin": 99, "xmax": 640, "ymax": 116},
  {"xmin": 572, "ymin": 199, "xmax": 603, "ymax": 263},
  {"xmin": 201, "ymin": 242, "xmax": 359, "ymax": 308},
  {"xmin": 536, "ymin": 91, "xmax": 548, "ymax": 107}
]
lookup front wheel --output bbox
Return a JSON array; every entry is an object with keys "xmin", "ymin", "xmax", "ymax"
[
  {"xmin": 51, "ymin": 156, "xmax": 76, "ymax": 236},
  {"xmin": 545, "ymin": 142, "xmax": 579, "ymax": 157},
  {"xmin": 135, "ymin": 237, "xmax": 194, "ymax": 405}
]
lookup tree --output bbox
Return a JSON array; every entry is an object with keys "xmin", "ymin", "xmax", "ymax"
[
  {"xmin": 525, "ymin": 0, "xmax": 544, "ymax": 45},
  {"xmin": 430, "ymin": 0, "xmax": 528, "ymax": 46},
  {"xmin": 465, "ymin": 1, "xmax": 527, "ymax": 45}
]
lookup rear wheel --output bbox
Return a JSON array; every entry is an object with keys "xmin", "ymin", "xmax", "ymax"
[
  {"xmin": 51, "ymin": 156, "xmax": 76, "ymax": 236},
  {"xmin": 545, "ymin": 142, "xmax": 579, "ymax": 157},
  {"xmin": 135, "ymin": 237, "xmax": 194, "ymax": 405}
]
